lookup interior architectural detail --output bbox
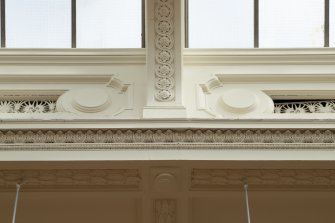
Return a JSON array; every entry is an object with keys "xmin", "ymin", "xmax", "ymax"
[
  {"xmin": 191, "ymin": 169, "xmax": 335, "ymax": 189},
  {"xmin": 274, "ymin": 100, "xmax": 335, "ymax": 113},
  {"xmin": 1, "ymin": 0, "xmax": 335, "ymax": 222},
  {"xmin": 154, "ymin": 0, "xmax": 175, "ymax": 101},
  {"xmin": 153, "ymin": 173, "xmax": 178, "ymax": 193},
  {"xmin": 0, "ymin": 100, "xmax": 57, "ymax": 113},
  {"xmin": 155, "ymin": 199, "xmax": 176, "ymax": 223},
  {"xmin": 198, "ymin": 75, "xmax": 276, "ymax": 117},
  {"xmin": 57, "ymin": 88, "xmax": 113, "ymax": 114},
  {"xmin": 0, "ymin": 169, "xmax": 141, "ymax": 191},
  {"xmin": 56, "ymin": 76, "xmax": 133, "ymax": 115},
  {"xmin": 1, "ymin": 129, "xmax": 335, "ymax": 149}
]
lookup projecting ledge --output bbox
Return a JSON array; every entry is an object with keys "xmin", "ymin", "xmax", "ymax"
[
  {"xmin": 1, "ymin": 116, "xmax": 335, "ymax": 129},
  {"xmin": 0, "ymin": 149, "xmax": 335, "ymax": 162}
]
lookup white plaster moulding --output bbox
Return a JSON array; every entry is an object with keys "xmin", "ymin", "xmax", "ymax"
[
  {"xmin": 266, "ymin": 90, "xmax": 335, "ymax": 100},
  {"xmin": 184, "ymin": 48, "xmax": 335, "ymax": 65},
  {"xmin": 2, "ymin": 118, "xmax": 335, "ymax": 129},
  {"xmin": 0, "ymin": 74, "xmax": 115, "ymax": 100},
  {"xmin": 0, "ymin": 48, "xmax": 146, "ymax": 64},
  {"xmin": 1, "ymin": 143, "xmax": 335, "ymax": 151},
  {"xmin": 215, "ymin": 74, "xmax": 335, "ymax": 84},
  {"xmin": 0, "ymin": 74, "xmax": 112, "ymax": 84},
  {"xmin": 201, "ymin": 74, "xmax": 335, "ymax": 100},
  {"xmin": 0, "ymin": 90, "xmax": 63, "ymax": 100},
  {"xmin": 1, "ymin": 150, "xmax": 335, "ymax": 162}
]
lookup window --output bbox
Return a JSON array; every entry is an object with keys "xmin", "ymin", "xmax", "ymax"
[
  {"xmin": 331, "ymin": 0, "xmax": 335, "ymax": 46},
  {"xmin": 0, "ymin": 0, "xmax": 143, "ymax": 48},
  {"xmin": 187, "ymin": 0, "xmax": 333, "ymax": 48}
]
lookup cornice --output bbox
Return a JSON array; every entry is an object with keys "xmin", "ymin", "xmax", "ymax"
[
  {"xmin": 1, "ymin": 168, "xmax": 335, "ymax": 192},
  {"xmin": 0, "ymin": 49, "xmax": 146, "ymax": 64},
  {"xmin": 0, "ymin": 74, "xmax": 112, "ymax": 84},
  {"xmin": 1, "ymin": 143, "xmax": 335, "ymax": 151},
  {"xmin": 1, "ymin": 128, "xmax": 335, "ymax": 150},
  {"xmin": 191, "ymin": 169, "xmax": 335, "ymax": 190},
  {"xmin": 0, "ymin": 169, "xmax": 141, "ymax": 191},
  {"xmin": 215, "ymin": 74, "xmax": 335, "ymax": 84},
  {"xmin": 3, "ymin": 118, "xmax": 335, "ymax": 129},
  {"xmin": 184, "ymin": 48, "xmax": 335, "ymax": 65}
]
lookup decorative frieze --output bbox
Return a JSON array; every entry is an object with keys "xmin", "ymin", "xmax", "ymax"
[
  {"xmin": 0, "ymin": 100, "xmax": 57, "ymax": 113},
  {"xmin": 154, "ymin": 0, "xmax": 175, "ymax": 102},
  {"xmin": 0, "ymin": 169, "xmax": 141, "ymax": 191},
  {"xmin": 155, "ymin": 199, "xmax": 176, "ymax": 223},
  {"xmin": 1, "ymin": 128, "xmax": 335, "ymax": 150},
  {"xmin": 1, "ymin": 129, "xmax": 334, "ymax": 144},
  {"xmin": 191, "ymin": 169, "xmax": 335, "ymax": 190},
  {"xmin": 274, "ymin": 101, "xmax": 335, "ymax": 113}
]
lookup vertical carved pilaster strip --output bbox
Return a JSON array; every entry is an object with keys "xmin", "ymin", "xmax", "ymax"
[
  {"xmin": 154, "ymin": 0, "xmax": 175, "ymax": 102},
  {"xmin": 155, "ymin": 199, "xmax": 176, "ymax": 223}
]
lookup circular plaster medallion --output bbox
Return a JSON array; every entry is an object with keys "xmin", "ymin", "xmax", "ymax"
[
  {"xmin": 72, "ymin": 88, "xmax": 111, "ymax": 113},
  {"xmin": 220, "ymin": 89, "xmax": 258, "ymax": 114}
]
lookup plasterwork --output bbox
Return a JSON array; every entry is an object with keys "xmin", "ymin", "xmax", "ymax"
[
  {"xmin": 0, "ymin": 169, "xmax": 141, "ymax": 191},
  {"xmin": 0, "ymin": 129, "xmax": 335, "ymax": 150},
  {"xmin": 0, "ymin": 75, "xmax": 133, "ymax": 116},
  {"xmin": 0, "ymin": 100, "xmax": 57, "ymax": 113},
  {"xmin": 2, "ymin": 143, "xmax": 335, "ymax": 151},
  {"xmin": 274, "ymin": 100, "xmax": 335, "ymax": 113},
  {"xmin": 154, "ymin": 0, "xmax": 175, "ymax": 101},
  {"xmin": 155, "ymin": 199, "xmax": 176, "ymax": 223},
  {"xmin": 198, "ymin": 78, "xmax": 274, "ymax": 117},
  {"xmin": 191, "ymin": 169, "xmax": 335, "ymax": 190}
]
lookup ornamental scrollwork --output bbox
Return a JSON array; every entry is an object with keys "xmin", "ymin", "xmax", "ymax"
[
  {"xmin": 1, "ymin": 129, "xmax": 335, "ymax": 145},
  {"xmin": 274, "ymin": 101, "xmax": 335, "ymax": 113},
  {"xmin": 0, "ymin": 100, "xmax": 57, "ymax": 113}
]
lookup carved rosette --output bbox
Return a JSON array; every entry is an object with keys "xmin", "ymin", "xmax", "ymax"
[{"xmin": 154, "ymin": 0, "xmax": 175, "ymax": 102}]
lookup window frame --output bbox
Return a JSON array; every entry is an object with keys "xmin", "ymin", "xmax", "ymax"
[
  {"xmin": 0, "ymin": 0, "xmax": 145, "ymax": 48},
  {"xmin": 0, "ymin": 0, "xmax": 333, "ymax": 65},
  {"xmin": 185, "ymin": 0, "xmax": 331, "ymax": 48}
]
